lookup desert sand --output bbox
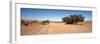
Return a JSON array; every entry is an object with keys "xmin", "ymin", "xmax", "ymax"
[{"xmin": 21, "ymin": 21, "xmax": 92, "ymax": 35}]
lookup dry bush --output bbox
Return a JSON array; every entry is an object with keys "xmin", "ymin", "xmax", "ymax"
[{"xmin": 41, "ymin": 20, "xmax": 49, "ymax": 25}]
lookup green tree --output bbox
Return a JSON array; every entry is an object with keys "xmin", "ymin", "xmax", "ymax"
[{"xmin": 62, "ymin": 14, "xmax": 84, "ymax": 24}]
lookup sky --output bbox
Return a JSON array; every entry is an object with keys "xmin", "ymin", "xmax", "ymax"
[{"xmin": 21, "ymin": 8, "xmax": 92, "ymax": 21}]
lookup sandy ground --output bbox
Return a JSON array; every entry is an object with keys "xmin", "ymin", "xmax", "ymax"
[
  {"xmin": 21, "ymin": 21, "xmax": 92, "ymax": 35},
  {"xmin": 21, "ymin": 23, "xmax": 48, "ymax": 35},
  {"xmin": 48, "ymin": 21, "xmax": 92, "ymax": 34}
]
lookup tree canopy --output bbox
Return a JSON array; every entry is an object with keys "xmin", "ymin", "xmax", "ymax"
[{"xmin": 62, "ymin": 14, "xmax": 84, "ymax": 24}]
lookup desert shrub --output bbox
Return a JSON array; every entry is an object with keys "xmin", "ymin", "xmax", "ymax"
[
  {"xmin": 21, "ymin": 20, "xmax": 33, "ymax": 26},
  {"xmin": 41, "ymin": 20, "xmax": 49, "ymax": 25},
  {"xmin": 46, "ymin": 20, "xmax": 49, "ymax": 24},
  {"xmin": 21, "ymin": 20, "xmax": 25, "ymax": 25},
  {"xmin": 62, "ymin": 14, "xmax": 84, "ymax": 24},
  {"xmin": 24, "ymin": 23, "xmax": 28, "ymax": 26}
]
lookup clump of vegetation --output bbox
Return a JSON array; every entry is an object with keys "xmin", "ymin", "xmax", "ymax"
[
  {"xmin": 41, "ymin": 20, "xmax": 49, "ymax": 25},
  {"xmin": 21, "ymin": 20, "xmax": 29, "ymax": 26},
  {"xmin": 21, "ymin": 20, "xmax": 39, "ymax": 26},
  {"xmin": 62, "ymin": 14, "xmax": 84, "ymax": 24},
  {"xmin": 21, "ymin": 20, "xmax": 25, "ymax": 25}
]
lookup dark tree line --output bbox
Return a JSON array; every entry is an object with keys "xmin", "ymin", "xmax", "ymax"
[{"xmin": 62, "ymin": 14, "xmax": 85, "ymax": 24}]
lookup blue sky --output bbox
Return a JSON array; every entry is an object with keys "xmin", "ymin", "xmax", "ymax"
[{"xmin": 21, "ymin": 8, "xmax": 92, "ymax": 21}]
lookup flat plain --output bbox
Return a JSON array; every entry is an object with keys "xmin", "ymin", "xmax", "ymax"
[{"xmin": 21, "ymin": 21, "xmax": 92, "ymax": 35}]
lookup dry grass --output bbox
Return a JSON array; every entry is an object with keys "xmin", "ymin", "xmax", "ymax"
[{"xmin": 21, "ymin": 21, "xmax": 92, "ymax": 35}]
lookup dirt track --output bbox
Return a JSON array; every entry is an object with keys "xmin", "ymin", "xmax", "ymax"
[{"xmin": 21, "ymin": 21, "xmax": 92, "ymax": 35}]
